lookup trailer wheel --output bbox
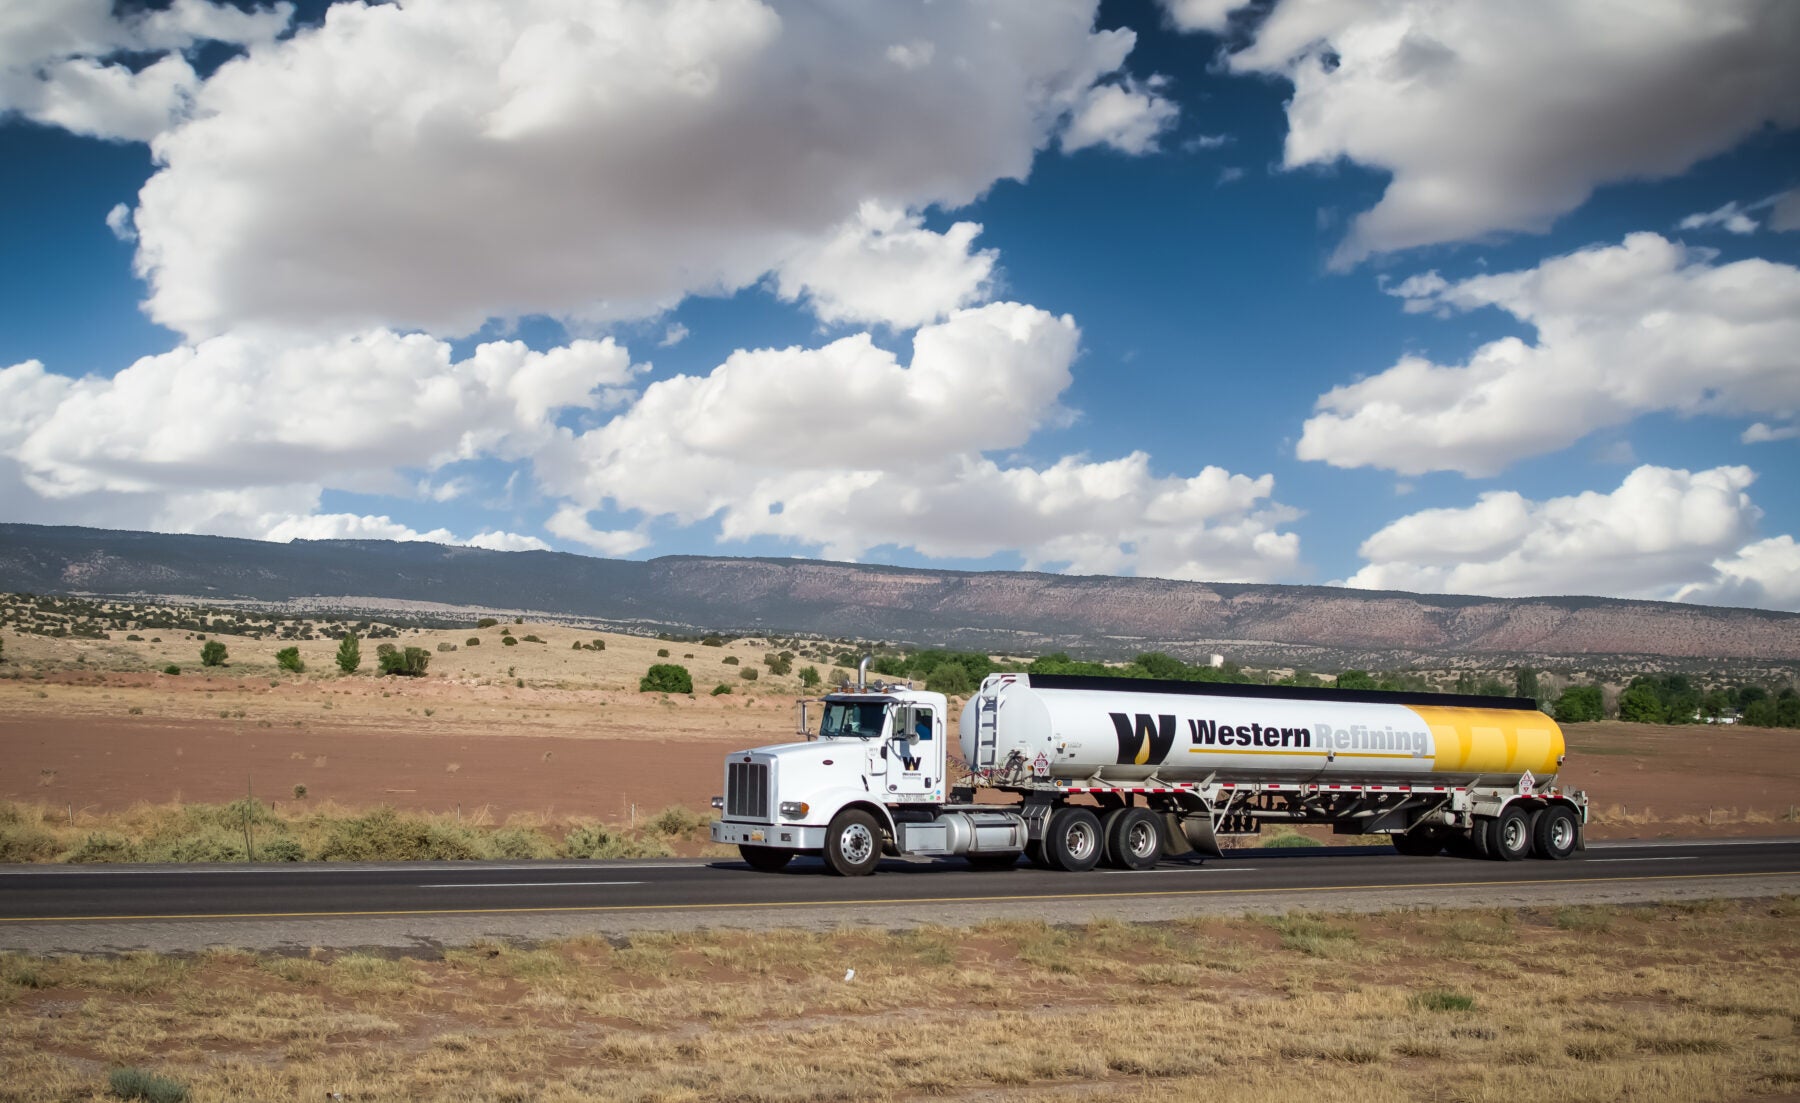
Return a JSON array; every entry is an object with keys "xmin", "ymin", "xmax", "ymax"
[
  {"xmin": 823, "ymin": 808, "xmax": 883, "ymax": 876},
  {"xmin": 1390, "ymin": 824, "xmax": 1447, "ymax": 857},
  {"xmin": 1532, "ymin": 805, "xmax": 1580, "ymax": 860},
  {"xmin": 1023, "ymin": 838, "xmax": 1052, "ymax": 869},
  {"xmin": 1490, "ymin": 804, "xmax": 1533, "ymax": 861},
  {"xmin": 1468, "ymin": 817, "xmax": 1494, "ymax": 860},
  {"xmin": 1043, "ymin": 807, "xmax": 1103, "ymax": 872},
  {"xmin": 1104, "ymin": 807, "xmax": 1163, "ymax": 870},
  {"xmin": 739, "ymin": 845, "xmax": 794, "ymax": 872}
]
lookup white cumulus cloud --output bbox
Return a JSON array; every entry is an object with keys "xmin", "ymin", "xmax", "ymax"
[
  {"xmin": 1060, "ymin": 78, "xmax": 1181, "ymax": 155},
  {"xmin": 127, "ymin": 0, "xmax": 1170, "ymax": 340},
  {"xmin": 1211, "ymin": 0, "xmax": 1800, "ymax": 266},
  {"xmin": 537, "ymin": 302, "xmax": 1299, "ymax": 579},
  {"xmin": 0, "ymin": 0, "xmax": 291, "ymax": 142},
  {"xmin": 263, "ymin": 512, "xmax": 548, "ymax": 551},
  {"xmin": 1298, "ymin": 233, "xmax": 1800, "ymax": 476},
  {"xmin": 773, "ymin": 203, "xmax": 996, "ymax": 329},
  {"xmin": 1341, "ymin": 464, "xmax": 1798, "ymax": 608},
  {"xmin": 1679, "ymin": 201, "xmax": 1759, "ymax": 235}
]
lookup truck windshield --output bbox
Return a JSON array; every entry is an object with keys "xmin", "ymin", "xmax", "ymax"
[{"xmin": 818, "ymin": 700, "xmax": 886, "ymax": 740}]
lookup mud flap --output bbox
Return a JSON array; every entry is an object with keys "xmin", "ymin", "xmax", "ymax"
[
  {"xmin": 1180, "ymin": 814, "xmax": 1224, "ymax": 859},
  {"xmin": 1159, "ymin": 812, "xmax": 1194, "ymax": 858}
]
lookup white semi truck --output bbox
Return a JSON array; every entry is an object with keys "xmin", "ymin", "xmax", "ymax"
[{"xmin": 711, "ymin": 661, "xmax": 1585, "ymax": 876}]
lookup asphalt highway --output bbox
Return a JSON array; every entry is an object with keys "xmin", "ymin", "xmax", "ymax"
[{"xmin": 3, "ymin": 837, "xmax": 1795, "ymax": 930}]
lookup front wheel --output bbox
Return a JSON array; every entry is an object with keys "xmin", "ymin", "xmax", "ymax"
[
  {"xmin": 823, "ymin": 808, "xmax": 883, "ymax": 876},
  {"xmin": 739, "ymin": 845, "xmax": 793, "ymax": 872}
]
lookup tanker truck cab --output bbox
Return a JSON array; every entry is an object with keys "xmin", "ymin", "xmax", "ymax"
[{"xmin": 710, "ymin": 681, "xmax": 975, "ymax": 875}]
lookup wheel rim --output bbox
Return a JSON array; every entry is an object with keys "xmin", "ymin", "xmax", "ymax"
[
  {"xmin": 1550, "ymin": 815, "xmax": 1574, "ymax": 851},
  {"xmin": 840, "ymin": 823, "xmax": 874, "ymax": 864},
  {"xmin": 1502, "ymin": 817, "xmax": 1525, "ymax": 852},
  {"xmin": 1126, "ymin": 821, "xmax": 1156, "ymax": 858},
  {"xmin": 1065, "ymin": 821, "xmax": 1096, "ymax": 861}
]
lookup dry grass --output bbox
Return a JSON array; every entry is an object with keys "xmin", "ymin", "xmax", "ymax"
[
  {"xmin": 0, "ymin": 797, "xmax": 711, "ymax": 863},
  {"xmin": 2, "ymin": 898, "xmax": 1795, "ymax": 1102}
]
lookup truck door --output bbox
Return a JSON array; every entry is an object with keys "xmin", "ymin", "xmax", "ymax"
[{"xmin": 885, "ymin": 704, "xmax": 942, "ymax": 802}]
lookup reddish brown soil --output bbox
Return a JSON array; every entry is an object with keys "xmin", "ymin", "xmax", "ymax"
[{"xmin": 4, "ymin": 711, "xmax": 1797, "ymax": 840}]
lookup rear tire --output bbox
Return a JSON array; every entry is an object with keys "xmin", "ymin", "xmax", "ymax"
[
  {"xmin": 1469, "ymin": 817, "xmax": 1494, "ymax": 860},
  {"xmin": 1532, "ymin": 805, "xmax": 1581, "ymax": 860},
  {"xmin": 1391, "ymin": 824, "xmax": 1447, "ymax": 857},
  {"xmin": 1023, "ymin": 838, "xmax": 1052, "ymax": 869},
  {"xmin": 739, "ymin": 845, "xmax": 793, "ymax": 872},
  {"xmin": 1104, "ymin": 807, "xmax": 1163, "ymax": 870},
  {"xmin": 823, "ymin": 809, "xmax": 883, "ymax": 877},
  {"xmin": 1043, "ymin": 807, "xmax": 1103, "ymax": 872},
  {"xmin": 1490, "ymin": 804, "xmax": 1533, "ymax": 861}
]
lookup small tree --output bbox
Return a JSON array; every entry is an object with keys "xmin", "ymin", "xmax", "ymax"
[
  {"xmin": 639, "ymin": 663, "xmax": 693, "ymax": 694},
  {"xmin": 926, "ymin": 662, "xmax": 973, "ymax": 695},
  {"xmin": 200, "ymin": 640, "xmax": 228, "ymax": 667},
  {"xmin": 336, "ymin": 632, "xmax": 361, "ymax": 674},
  {"xmin": 477, "ymin": 617, "xmax": 498, "ymax": 628},
  {"xmin": 276, "ymin": 647, "xmax": 305, "ymax": 674},
  {"xmin": 763, "ymin": 651, "xmax": 793, "ymax": 676},
  {"xmin": 1617, "ymin": 683, "xmax": 1665, "ymax": 723},
  {"xmin": 378, "ymin": 646, "xmax": 432, "ymax": 677},
  {"xmin": 1553, "ymin": 685, "xmax": 1605, "ymax": 723},
  {"xmin": 798, "ymin": 665, "xmax": 821, "ymax": 689},
  {"xmin": 1514, "ymin": 667, "xmax": 1540, "ymax": 701},
  {"xmin": 1334, "ymin": 670, "xmax": 1377, "ymax": 691}
]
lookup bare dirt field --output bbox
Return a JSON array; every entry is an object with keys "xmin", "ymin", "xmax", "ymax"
[{"xmin": 2, "ymin": 623, "xmax": 1797, "ymax": 842}]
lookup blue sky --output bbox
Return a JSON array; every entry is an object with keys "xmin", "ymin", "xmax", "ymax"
[{"xmin": 2, "ymin": 0, "xmax": 1798, "ymax": 609}]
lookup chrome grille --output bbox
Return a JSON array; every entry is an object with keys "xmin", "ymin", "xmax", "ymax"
[{"xmin": 726, "ymin": 760, "xmax": 770, "ymax": 820}]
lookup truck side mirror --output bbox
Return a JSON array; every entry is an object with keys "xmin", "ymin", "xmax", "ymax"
[{"xmin": 891, "ymin": 704, "xmax": 920, "ymax": 745}]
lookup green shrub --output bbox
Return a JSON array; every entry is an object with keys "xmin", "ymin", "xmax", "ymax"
[
  {"xmin": 657, "ymin": 648, "xmax": 670, "ymax": 657},
  {"xmin": 639, "ymin": 663, "xmax": 693, "ymax": 694},
  {"xmin": 502, "ymin": 636, "xmax": 519, "ymax": 647},
  {"xmin": 335, "ymin": 632, "xmax": 361, "ymax": 674},
  {"xmin": 377, "ymin": 646, "xmax": 432, "ymax": 676},
  {"xmin": 645, "ymin": 806, "xmax": 706, "ymax": 836},
  {"xmin": 317, "ymin": 807, "xmax": 480, "ymax": 861},
  {"xmin": 483, "ymin": 827, "xmax": 557, "ymax": 860},
  {"xmin": 260, "ymin": 837, "xmax": 305, "ymax": 862},
  {"xmin": 466, "ymin": 637, "xmax": 481, "ymax": 647},
  {"xmin": 65, "ymin": 832, "xmax": 139, "ymax": 863},
  {"xmin": 722, "ymin": 656, "xmax": 739, "ymax": 665},
  {"xmin": 162, "ymin": 665, "xmax": 180, "ymax": 675},
  {"xmin": 200, "ymin": 640, "xmax": 227, "ymax": 667},
  {"xmin": 0, "ymin": 821, "xmax": 60, "ymax": 862},
  {"xmin": 1554, "ymin": 685, "xmax": 1604, "ymax": 723},
  {"xmin": 477, "ymin": 617, "xmax": 499, "ymax": 628},
  {"xmin": 799, "ymin": 666, "xmax": 821, "ymax": 688},
  {"xmin": 740, "ymin": 667, "xmax": 758, "ymax": 681},
  {"xmin": 711, "ymin": 683, "xmax": 732, "ymax": 696},
  {"xmin": 701, "ymin": 636, "xmax": 725, "ymax": 647},
  {"xmin": 522, "ymin": 635, "xmax": 543, "ymax": 644},
  {"xmin": 926, "ymin": 662, "xmax": 973, "ymax": 695},
  {"xmin": 561, "ymin": 824, "xmax": 673, "ymax": 860},
  {"xmin": 1260, "ymin": 832, "xmax": 1323, "ymax": 848},
  {"xmin": 590, "ymin": 638, "xmax": 605, "ymax": 651},
  {"xmin": 275, "ymin": 646, "xmax": 304, "ymax": 673},
  {"xmin": 108, "ymin": 1067, "xmax": 188, "ymax": 1103}
]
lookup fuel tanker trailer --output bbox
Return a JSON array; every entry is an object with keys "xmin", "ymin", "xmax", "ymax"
[{"xmin": 712, "ymin": 664, "xmax": 1586, "ymax": 876}]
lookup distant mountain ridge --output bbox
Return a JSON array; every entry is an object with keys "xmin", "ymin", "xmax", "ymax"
[{"xmin": 1, "ymin": 523, "xmax": 1796, "ymax": 665}]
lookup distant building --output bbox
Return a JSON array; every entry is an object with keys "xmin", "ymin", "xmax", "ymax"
[{"xmin": 1209, "ymin": 653, "xmax": 1224, "ymax": 668}]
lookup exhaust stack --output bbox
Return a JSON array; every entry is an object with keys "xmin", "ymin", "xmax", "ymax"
[{"xmin": 858, "ymin": 654, "xmax": 871, "ymax": 690}]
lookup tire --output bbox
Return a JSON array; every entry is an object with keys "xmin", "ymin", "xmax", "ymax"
[
  {"xmin": 823, "ymin": 808, "xmax": 883, "ymax": 877},
  {"xmin": 1532, "ymin": 805, "xmax": 1581, "ymax": 860},
  {"xmin": 1469, "ymin": 817, "xmax": 1494, "ymax": 860},
  {"xmin": 739, "ymin": 845, "xmax": 793, "ymax": 872},
  {"xmin": 1490, "ymin": 804, "xmax": 1533, "ymax": 862},
  {"xmin": 1043, "ymin": 807, "xmax": 1103, "ymax": 872},
  {"xmin": 1103, "ymin": 807, "xmax": 1163, "ymax": 870},
  {"xmin": 1023, "ymin": 838, "xmax": 1053, "ymax": 869},
  {"xmin": 965, "ymin": 851, "xmax": 1020, "ymax": 871},
  {"xmin": 1391, "ymin": 824, "xmax": 1446, "ymax": 857}
]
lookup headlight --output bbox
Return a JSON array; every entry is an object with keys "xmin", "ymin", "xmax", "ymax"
[
  {"xmin": 779, "ymin": 801, "xmax": 810, "ymax": 818},
  {"xmin": 710, "ymin": 796, "xmax": 724, "ymax": 809}
]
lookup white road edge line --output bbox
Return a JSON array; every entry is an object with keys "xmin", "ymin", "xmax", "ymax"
[
  {"xmin": 1581, "ymin": 857, "xmax": 1697, "ymax": 863},
  {"xmin": 418, "ymin": 881, "xmax": 647, "ymax": 889}
]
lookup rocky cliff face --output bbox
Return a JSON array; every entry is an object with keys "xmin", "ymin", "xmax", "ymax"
[{"xmin": 2, "ymin": 523, "xmax": 1795, "ymax": 663}]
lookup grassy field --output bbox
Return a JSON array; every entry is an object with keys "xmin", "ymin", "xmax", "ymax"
[{"xmin": 1, "ymin": 898, "xmax": 1795, "ymax": 1102}]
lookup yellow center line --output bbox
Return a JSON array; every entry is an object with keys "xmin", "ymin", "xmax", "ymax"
[{"xmin": 2, "ymin": 869, "xmax": 1794, "ymax": 924}]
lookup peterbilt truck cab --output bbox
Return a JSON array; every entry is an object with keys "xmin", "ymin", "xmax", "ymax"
[{"xmin": 709, "ymin": 671, "xmax": 1034, "ymax": 875}]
